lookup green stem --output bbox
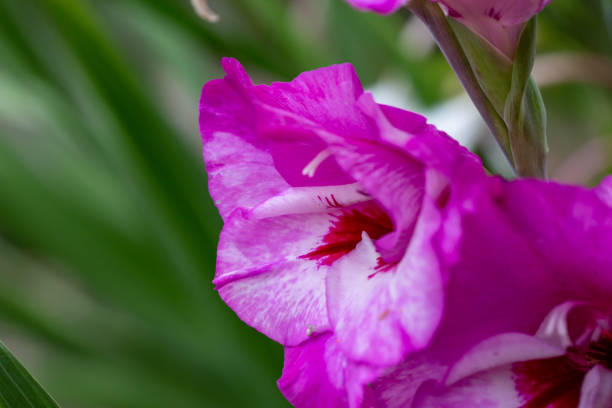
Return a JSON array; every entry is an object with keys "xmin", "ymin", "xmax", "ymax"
[{"xmin": 406, "ymin": 0, "xmax": 513, "ymax": 168}]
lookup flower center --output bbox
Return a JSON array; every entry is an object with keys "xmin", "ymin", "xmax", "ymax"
[
  {"xmin": 581, "ymin": 330, "xmax": 612, "ymax": 370},
  {"xmin": 513, "ymin": 329, "xmax": 612, "ymax": 408},
  {"xmin": 300, "ymin": 201, "xmax": 393, "ymax": 266}
]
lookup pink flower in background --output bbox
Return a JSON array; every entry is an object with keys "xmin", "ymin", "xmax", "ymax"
[
  {"xmin": 432, "ymin": 0, "xmax": 552, "ymax": 57},
  {"xmin": 363, "ymin": 177, "xmax": 612, "ymax": 407},
  {"xmin": 199, "ymin": 58, "xmax": 484, "ymax": 407},
  {"xmin": 344, "ymin": 0, "xmax": 409, "ymax": 14},
  {"xmin": 414, "ymin": 302, "xmax": 612, "ymax": 407},
  {"xmin": 343, "ymin": 0, "xmax": 552, "ymax": 58}
]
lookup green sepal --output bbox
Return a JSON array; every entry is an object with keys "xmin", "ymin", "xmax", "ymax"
[
  {"xmin": 407, "ymin": 0, "xmax": 511, "ymax": 163},
  {"xmin": 0, "ymin": 340, "xmax": 61, "ymax": 408},
  {"xmin": 449, "ymin": 19, "xmax": 513, "ymax": 118},
  {"xmin": 504, "ymin": 17, "xmax": 548, "ymax": 178}
]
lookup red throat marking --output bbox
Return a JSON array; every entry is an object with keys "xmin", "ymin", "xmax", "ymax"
[{"xmin": 300, "ymin": 201, "xmax": 393, "ymax": 267}]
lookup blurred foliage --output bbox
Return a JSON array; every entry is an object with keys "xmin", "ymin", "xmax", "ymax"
[{"xmin": 0, "ymin": 0, "xmax": 610, "ymax": 407}]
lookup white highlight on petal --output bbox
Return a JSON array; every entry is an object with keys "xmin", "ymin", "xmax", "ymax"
[
  {"xmin": 301, "ymin": 149, "xmax": 332, "ymax": 178},
  {"xmin": 534, "ymin": 301, "xmax": 577, "ymax": 349},
  {"xmin": 191, "ymin": 0, "xmax": 219, "ymax": 22},
  {"xmin": 251, "ymin": 183, "xmax": 368, "ymax": 219},
  {"xmin": 445, "ymin": 333, "xmax": 565, "ymax": 386}
]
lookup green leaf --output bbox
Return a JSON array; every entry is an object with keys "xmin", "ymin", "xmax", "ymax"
[{"xmin": 0, "ymin": 340, "xmax": 60, "ymax": 408}]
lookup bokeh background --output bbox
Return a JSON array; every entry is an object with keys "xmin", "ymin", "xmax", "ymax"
[{"xmin": 0, "ymin": 0, "xmax": 610, "ymax": 407}]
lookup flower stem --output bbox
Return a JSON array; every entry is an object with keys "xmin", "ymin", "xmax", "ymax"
[{"xmin": 406, "ymin": 0, "xmax": 513, "ymax": 170}]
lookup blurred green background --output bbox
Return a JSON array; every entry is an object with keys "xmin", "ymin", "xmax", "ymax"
[{"xmin": 0, "ymin": 0, "xmax": 610, "ymax": 407}]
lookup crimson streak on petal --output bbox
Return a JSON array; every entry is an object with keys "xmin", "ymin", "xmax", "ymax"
[
  {"xmin": 513, "ymin": 356, "xmax": 584, "ymax": 408},
  {"xmin": 300, "ymin": 201, "xmax": 393, "ymax": 267}
]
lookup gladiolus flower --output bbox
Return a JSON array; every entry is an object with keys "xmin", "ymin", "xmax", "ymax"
[
  {"xmin": 199, "ymin": 58, "xmax": 484, "ymax": 407},
  {"xmin": 363, "ymin": 177, "xmax": 612, "ymax": 407},
  {"xmin": 414, "ymin": 302, "xmax": 612, "ymax": 407}
]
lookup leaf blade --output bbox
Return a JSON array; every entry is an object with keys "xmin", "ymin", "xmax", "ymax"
[{"xmin": 0, "ymin": 340, "xmax": 60, "ymax": 408}]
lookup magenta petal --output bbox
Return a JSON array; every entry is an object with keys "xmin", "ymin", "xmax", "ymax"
[
  {"xmin": 437, "ymin": 179, "xmax": 612, "ymax": 360},
  {"xmin": 200, "ymin": 59, "xmax": 358, "ymax": 220},
  {"xmin": 344, "ymin": 0, "xmax": 410, "ymax": 14},
  {"xmin": 323, "ymin": 132, "xmax": 426, "ymax": 262},
  {"xmin": 278, "ymin": 333, "xmax": 347, "ymax": 408},
  {"xmin": 200, "ymin": 65, "xmax": 289, "ymax": 220},
  {"xmin": 322, "ymin": 93, "xmax": 483, "ymax": 262},
  {"xmin": 366, "ymin": 353, "xmax": 447, "ymax": 408},
  {"xmin": 498, "ymin": 180, "xmax": 612, "ymax": 306},
  {"xmin": 278, "ymin": 332, "xmax": 383, "ymax": 408},
  {"xmin": 254, "ymin": 62, "xmax": 372, "ymax": 142},
  {"xmin": 414, "ymin": 367, "xmax": 524, "ymax": 408},
  {"xmin": 595, "ymin": 175, "xmax": 612, "ymax": 206},
  {"xmin": 264, "ymin": 127, "xmax": 355, "ymax": 187}
]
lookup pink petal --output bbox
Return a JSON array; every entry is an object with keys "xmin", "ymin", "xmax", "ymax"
[
  {"xmin": 200, "ymin": 59, "xmax": 359, "ymax": 221},
  {"xmin": 435, "ymin": 0, "xmax": 550, "ymax": 25},
  {"xmin": 413, "ymin": 334, "xmax": 574, "ymax": 408},
  {"xmin": 322, "ymin": 128, "xmax": 426, "ymax": 263},
  {"xmin": 371, "ymin": 178, "xmax": 612, "ymax": 407},
  {"xmin": 447, "ymin": 333, "xmax": 565, "ymax": 385},
  {"xmin": 326, "ymin": 235, "xmax": 410, "ymax": 365},
  {"xmin": 579, "ymin": 366, "xmax": 612, "ymax": 408},
  {"xmin": 595, "ymin": 175, "xmax": 612, "ymax": 207},
  {"xmin": 250, "ymin": 183, "xmax": 367, "ymax": 218},
  {"xmin": 498, "ymin": 180, "xmax": 612, "ymax": 308},
  {"xmin": 254, "ymin": 62, "xmax": 372, "ymax": 142},
  {"xmin": 366, "ymin": 352, "xmax": 448, "ymax": 408},
  {"xmin": 438, "ymin": 179, "xmax": 612, "ymax": 360},
  {"xmin": 321, "ymin": 93, "xmax": 484, "ymax": 263},
  {"xmin": 199, "ymin": 64, "xmax": 289, "ymax": 220},
  {"xmin": 278, "ymin": 332, "xmax": 384, "ymax": 408},
  {"xmin": 344, "ymin": 0, "xmax": 409, "ymax": 14},
  {"xmin": 215, "ymin": 198, "xmax": 393, "ymax": 346},
  {"xmin": 214, "ymin": 211, "xmax": 334, "ymax": 345},
  {"xmin": 326, "ymin": 193, "xmax": 445, "ymax": 366},
  {"xmin": 278, "ymin": 333, "xmax": 348, "ymax": 408},
  {"xmin": 264, "ymin": 126, "xmax": 355, "ymax": 187},
  {"xmin": 432, "ymin": 0, "xmax": 552, "ymax": 57}
]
